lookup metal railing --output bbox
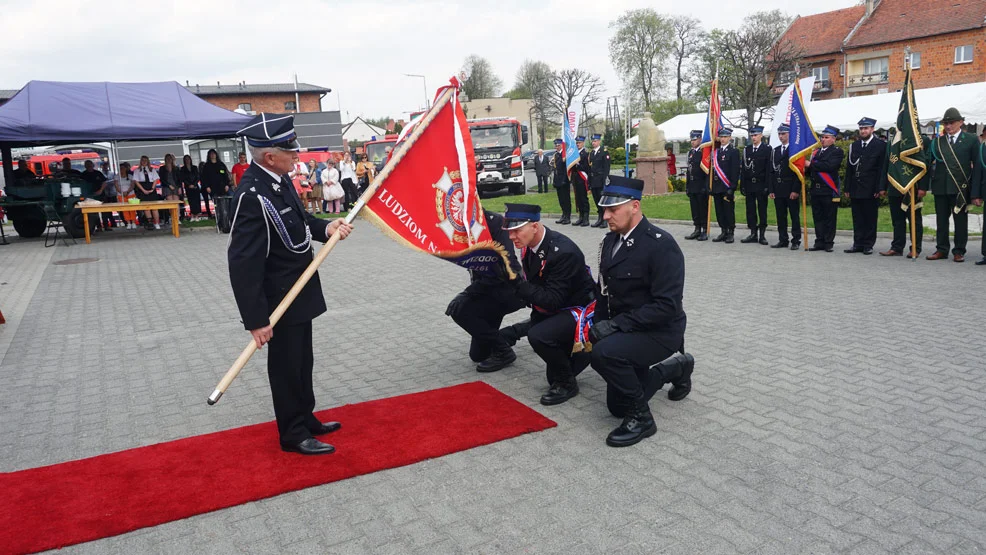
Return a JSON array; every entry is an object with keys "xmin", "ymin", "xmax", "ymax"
[{"xmin": 847, "ymin": 72, "xmax": 889, "ymax": 87}]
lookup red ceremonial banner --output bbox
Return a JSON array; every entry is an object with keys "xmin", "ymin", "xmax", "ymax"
[{"xmin": 362, "ymin": 80, "xmax": 515, "ymax": 278}]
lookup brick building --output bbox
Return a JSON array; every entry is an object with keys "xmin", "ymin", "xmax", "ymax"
[
  {"xmin": 186, "ymin": 82, "xmax": 330, "ymax": 114},
  {"xmin": 772, "ymin": 0, "xmax": 986, "ymax": 99}
]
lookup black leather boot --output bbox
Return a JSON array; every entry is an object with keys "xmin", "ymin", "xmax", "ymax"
[
  {"xmin": 476, "ymin": 346, "xmax": 517, "ymax": 373},
  {"xmin": 591, "ymin": 214, "xmax": 606, "ymax": 228},
  {"xmin": 771, "ymin": 239, "xmax": 789, "ymax": 249},
  {"xmin": 642, "ymin": 352, "xmax": 695, "ymax": 402},
  {"xmin": 540, "ymin": 381, "xmax": 579, "ymax": 406},
  {"xmin": 696, "ymin": 228, "xmax": 709, "ymax": 241},
  {"xmin": 758, "ymin": 228, "xmax": 769, "ymax": 245},
  {"xmin": 724, "ymin": 229, "xmax": 735, "ymax": 244},
  {"xmin": 606, "ymin": 398, "xmax": 656, "ymax": 447},
  {"xmin": 711, "ymin": 230, "xmax": 726, "ymax": 242},
  {"xmin": 740, "ymin": 230, "xmax": 758, "ymax": 243},
  {"xmin": 556, "ymin": 214, "xmax": 571, "ymax": 224},
  {"xmin": 577, "ymin": 212, "xmax": 590, "ymax": 226},
  {"xmin": 684, "ymin": 226, "xmax": 701, "ymax": 240}
]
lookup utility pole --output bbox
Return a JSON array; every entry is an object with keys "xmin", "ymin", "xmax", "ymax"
[{"xmin": 404, "ymin": 74, "xmax": 429, "ymax": 111}]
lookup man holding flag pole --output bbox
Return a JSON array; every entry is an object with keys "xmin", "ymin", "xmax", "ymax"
[
  {"xmin": 700, "ymin": 68, "xmax": 721, "ymax": 239},
  {"xmin": 784, "ymin": 79, "xmax": 820, "ymax": 251},
  {"xmin": 883, "ymin": 64, "xmax": 928, "ymax": 260}
]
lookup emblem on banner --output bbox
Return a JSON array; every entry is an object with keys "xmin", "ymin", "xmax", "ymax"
[{"xmin": 433, "ymin": 168, "xmax": 483, "ymax": 244}]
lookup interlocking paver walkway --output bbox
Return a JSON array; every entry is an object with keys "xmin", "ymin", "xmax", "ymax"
[{"xmin": 1, "ymin": 220, "xmax": 984, "ymax": 554}]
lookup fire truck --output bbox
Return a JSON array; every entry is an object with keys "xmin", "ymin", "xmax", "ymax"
[
  {"xmin": 363, "ymin": 134, "xmax": 398, "ymax": 167},
  {"xmin": 468, "ymin": 117, "xmax": 528, "ymax": 195}
]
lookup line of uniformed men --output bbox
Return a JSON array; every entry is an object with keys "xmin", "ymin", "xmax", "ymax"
[{"xmin": 548, "ymin": 134, "xmax": 611, "ymax": 228}]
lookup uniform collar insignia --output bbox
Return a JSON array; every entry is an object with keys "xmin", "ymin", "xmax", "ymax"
[
  {"xmin": 537, "ymin": 250, "xmax": 545, "ymax": 259},
  {"xmin": 626, "ymin": 238, "xmax": 634, "ymax": 247},
  {"xmin": 271, "ymin": 182, "xmax": 281, "ymax": 192}
]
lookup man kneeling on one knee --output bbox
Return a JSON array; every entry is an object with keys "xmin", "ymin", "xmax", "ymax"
[{"xmin": 588, "ymin": 175, "xmax": 695, "ymax": 448}]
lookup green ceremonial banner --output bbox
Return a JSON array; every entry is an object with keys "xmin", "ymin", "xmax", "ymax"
[{"xmin": 887, "ymin": 68, "xmax": 927, "ymax": 194}]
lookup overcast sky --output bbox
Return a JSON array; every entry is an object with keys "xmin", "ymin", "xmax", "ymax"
[{"xmin": 1, "ymin": 0, "xmax": 860, "ymax": 121}]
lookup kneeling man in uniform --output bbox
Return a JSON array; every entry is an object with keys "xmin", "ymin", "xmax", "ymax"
[
  {"xmin": 228, "ymin": 113, "xmax": 353, "ymax": 455},
  {"xmin": 588, "ymin": 176, "xmax": 695, "ymax": 447},
  {"xmin": 503, "ymin": 203, "xmax": 594, "ymax": 405}
]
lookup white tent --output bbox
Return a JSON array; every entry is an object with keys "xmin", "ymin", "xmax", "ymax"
[{"xmin": 655, "ymin": 82, "xmax": 986, "ymax": 142}]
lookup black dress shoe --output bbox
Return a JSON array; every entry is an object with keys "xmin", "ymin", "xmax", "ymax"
[
  {"xmin": 696, "ymin": 231, "xmax": 709, "ymax": 241},
  {"xmin": 809, "ymin": 246, "xmax": 824, "ymax": 251},
  {"xmin": 844, "ymin": 247, "xmax": 862, "ymax": 253},
  {"xmin": 606, "ymin": 400, "xmax": 656, "ymax": 448},
  {"xmin": 770, "ymin": 241, "xmax": 789, "ymax": 249},
  {"xmin": 790, "ymin": 242, "xmax": 801, "ymax": 251},
  {"xmin": 976, "ymin": 257, "xmax": 986, "ymax": 265},
  {"xmin": 643, "ymin": 352, "xmax": 694, "ymax": 402},
  {"xmin": 724, "ymin": 232, "xmax": 735, "ymax": 244},
  {"xmin": 711, "ymin": 232, "xmax": 726, "ymax": 243},
  {"xmin": 825, "ymin": 247, "xmax": 834, "ymax": 252},
  {"xmin": 862, "ymin": 248, "xmax": 873, "ymax": 255},
  {"xmin": 668, "ymin": 356, "xmax": 694, "ymax": 401},
  {"xmin": 476, "ymin": 347, "xmax": 516, "ymax": 373},
  {"xmin": 281, "ymin": 438, "xmax": 335, "ymax": 455},
  {"xmin": 310, "ymin": 421, "xmax": 341, "ymax": 435},
  {"xmin": 555, "ymin": 216, "xmax": 570, "ymax": 224},
  {"xmin": 540, "ymin": 383, "xmax": 578, "ymax": 406},
  {"xmin": 758, "ymin": 230, "xmax": 769, "ymax": 245},
  {"xmin": 740, "ymin": 231, "xmax": 758, "ymax": 243}
]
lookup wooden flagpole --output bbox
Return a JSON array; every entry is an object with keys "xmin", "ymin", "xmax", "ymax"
[
  {"xmin": 909, "ymin": 187, "xmax": 917, "ymax": 260},
  {"xmin": 801, "ymin": 177, "xmax": 808, "ymax": 251},
  {"xmin": 208, "ymin": 87, "xmax": 456, "ymax": 405},
  {"xmin": 705, "ymin": 66, "xmax": 718, "ymax": 235}
]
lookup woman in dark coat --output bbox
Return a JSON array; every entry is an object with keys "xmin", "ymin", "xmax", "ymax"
[
  {"xmin": 179, "ymin": 154, "xmax": 202, "ymax": 220},
  {"xmin": 200, "ymin": 149, "xmax": 230, "ymax": 218}
]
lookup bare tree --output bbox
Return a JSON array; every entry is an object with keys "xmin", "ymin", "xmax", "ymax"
[
  {"xmin": 461, "ymin": 55, "xmax": 504, "ymax": 100},
  {"xmin": 608, "ymin": 8, "xmax": 674, "ymax": 108},
  {"xmin": 547, "ymin": 68, "xmax": 605, "ymax": 134},
  {"xmin": 670, "ymin": 15, "xmax": 705, "ymax": 101},
  {"xmin": 514, "ymin": 60, "xmax": 556, "ymax": 146}
]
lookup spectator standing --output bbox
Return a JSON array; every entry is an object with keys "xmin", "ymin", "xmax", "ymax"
[
  {"xmin": 338, "ymin": 151, "xmax": 358, "ymax": 210},
  {"xmin": 533, "ymin": 149, "xmax": 551, "ymax": 193},
  {"xmin": 200, "ymin": 149, "xmax": 230, "ymax": 217},
  {"xmin": 12, "ymin": 159, "xmax": 35, "ymax": 180},
  {"xmin": 116, "ymin": 162, "xmax": 137, "ymax": 230},
  {"xmin": 54, "ymin": 157, "xmax": 82, "ymax": 178},
  {"xmin": 231, "ymin": 152, "xmax": 250, "ymax": 189},
  {"xmin": 80, "ymin": 160, "xmax": 109, "ymax": 231},
  {"xmin": 180, "ymin": 155, "xmax": 202, "ymax": 221},
  {"xmin": 159, "ymin": 153, "xmax": 182, "ymax": 224},
  {"xmin": 307, "ymin": 158, "xmax": 323, "ymax": 214},
  {"xmin": 666, "ymin": 146, "xmax": 677, "ymax": 177},
  {"xmin": 356, "ymin": 153, "xmax": 375, "ymax": 196},
  {"xmin": 321, "ymin": 161, "xmax": 344, "ymax": 213},
  {"xmin": 132, "ymin": 155, "xmax": 161, "ymax": 230},
  {"xmin": 289, "ymin": 152, "xmax": 311, "ymax": 211}
]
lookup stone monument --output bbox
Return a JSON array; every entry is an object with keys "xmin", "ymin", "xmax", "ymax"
[{"xmin": 634, "ymin": 114, "xmax": 669, "ymax": 195}]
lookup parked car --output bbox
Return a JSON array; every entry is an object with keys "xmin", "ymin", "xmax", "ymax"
[{"xmin": 522, "ymin": 149, "xmax": 538, "ymax": 169}]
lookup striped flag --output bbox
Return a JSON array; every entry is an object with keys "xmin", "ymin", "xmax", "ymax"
[
  {"xmin": 700, "ymin": 75, "xmax": 722, "ymax": 174},
  {"xmin": 786, "ymin": 80, "xmax": 819, "ymax": 185},
  {"xmin": 563, "ymin": 105, "xmax": 580, "ymax": 173}
]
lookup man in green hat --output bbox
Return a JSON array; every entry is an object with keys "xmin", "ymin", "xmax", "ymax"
[{"xmin": 926, "ymin": 107, "xmax": 978, "ymax": 262}]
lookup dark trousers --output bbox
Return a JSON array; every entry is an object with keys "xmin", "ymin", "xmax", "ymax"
[
  {"xmin": 201, "ymin": 189, "xmax": 214, "ymax": 217},
  {"xmin": 745, "ymin": 191, "xmax": 769, "ymax": 230},
  {"xmin": 266, "ymin": 320, "xmax": 321, "ymax": 445},
  {"xmin": 688, "ymin": 193, "xmax": 709, "ymax": 228},
  {"xmin": 341, "ymin": 178, "xmax": 357, "ymax": 209},
  {"xmin": 934, "ymin": 194, "xmax": 968, "ymax": 255},
  {"xmin": 528, "ymin": 311, "xmax": 589, "ymax": 387},
  {"xmin": 591, "ymin": 332, "xmax": 679, "ymax": 401},
  {"xmin": 555, "ymin": 184, "xmax": 572, "ymax": 216},
  {"xmin": 536, "ymin": 174, "xmax": 549, "ymax": 193},
  {"xmin": 888, "ymin": 195, "xmax": 923, "ymax": 253},
  {"xmin": 573, "ymin": 178, "xmax": 590, "ymax": 215},
  {"xmin": 450, "ymin": 287, "xmax": 526, "ymax": 362},
  {"xmin": 713, "ymin": 193, "xmax": 735, "ymax": 231},
  {"xmin": 850, "ymin": 197, "xmax": 879, "ymax": 249},
  {"xmin": 591, "ymin": 188, "xmax": 603, "ymax": 216},
  {"xmin": 774, "ymin": 195, "xmax": 802, "ymax": 243},
  {"xmin": 810, "ymin": 195, "xmax": 838, "ymax": 249}
]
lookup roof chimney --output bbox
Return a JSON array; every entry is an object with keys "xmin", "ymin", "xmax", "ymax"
[
  {"xmin": 185, "ymin": 79, "xmax": 189, "ymax": 86},
  {"xmin": 865, "ymin": 0, "xmax": 875, "ymax": 16}
]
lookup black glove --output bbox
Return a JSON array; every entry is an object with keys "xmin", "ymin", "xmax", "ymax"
[
  {"xmin": 588, "ymin": 319, "xmax": 618, "ymax": 344},
  {"xmin": 499, "ymin": 319, "xmax": 531, "ymax": 346},
  {"xmin": 726, "ymin": 189, "xmax": 735, "ymax": 201},
  {"xmin": 445, "ymin": 292, "xmax": 469, "ymax": 318}
]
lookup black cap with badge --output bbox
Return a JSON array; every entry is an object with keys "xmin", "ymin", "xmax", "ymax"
[
  {"xmin": 598, "ymin": 175, "xmax": 644, "ymax": 207},
  {"xmin": 237, "ymin": 113, "xmax": 301, "ymax": 151},
  {"xmin": 502, "ymin": 203, "xmax": 542, "ymax": 230}
]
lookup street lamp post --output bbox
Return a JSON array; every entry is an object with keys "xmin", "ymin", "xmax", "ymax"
[{"xmin": 404, "ymin": 74, "xmax": 429, "ymax": 111}]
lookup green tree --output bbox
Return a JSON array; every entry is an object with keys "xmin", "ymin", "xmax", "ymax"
[
  {"xmin": 648, "ymin": 98, "xmax": 699, "ymax": 125},
  {"xmin": 608, "ymin": 8, "xmax": 675, "ymax": 107},
  {"xmin": 670, "ymin": 15, "xmax": 705, "ymax": 100},
  {"xmin": 514, "ymin": 60, "xmax": 556, "ymax": 147},
  {"xmin": 461, "ymin": 55, "xmax": 504, "ymax": 100}
]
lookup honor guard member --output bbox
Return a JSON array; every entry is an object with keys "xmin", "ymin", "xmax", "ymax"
[
  {"xmin": 926, "ymin": 107, "xmax": 978, "ymax": 262},
  {"xmin": 588, "ymin": 133, "xmax": 611, "ymax": 228},
  {"xmin": 740, "ymin": 126, "xmax": 771, "ymax": 245},
  {"xmin": 571, "ymin": 136, "xmax": 592, "ymax": 226},
  {"xmin": 806, "ymin": 126, "xmax": 844, "ymax": 252},
  {"xmin": 504, "ymin": 203, "xmax": 595, "ymax": 405},
  {"xmin": 589, "ymin": 175, "xmax": 693, "ymax": 448},
  {"xmin": 684, "ymin": 130, "xmax": 709, "ymax": 241},
  {"xmin": 880, "ymin": 127, "xmax": 928, "ymax": 258},
  {"xmin": 228, "ymin": 113, "xmax": 353, "ymax": 455},
  {"xmin": 973, "ymin": 141, "xmax": 985, "ymax": 265},
  {"xmin": 767, "ymin": 124, "xmax": 802, "ymax": 250},
  {"xmin": 844, "ymin": 117, "xmax": 887, "ymax": 255},
  {"xmin": 711, "ymin": 128, "xmax": 740, "ymax": 243},
  {"xmin": 551, "ymin": 139, "xmax": 572, "ymax": 224},
  {"xmin": 446, "ymin": 211, "xmax": 526, "ymax": 372}
]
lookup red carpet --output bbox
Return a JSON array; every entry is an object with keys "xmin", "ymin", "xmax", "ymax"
[{"xmin": 0, "ymin": 381, "xmax": 555, "ymax": 555}]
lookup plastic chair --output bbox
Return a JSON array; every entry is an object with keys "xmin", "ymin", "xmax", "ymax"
[{"xmin": 43, "ymin": 203, "xmax": 75, "ymax": 248}]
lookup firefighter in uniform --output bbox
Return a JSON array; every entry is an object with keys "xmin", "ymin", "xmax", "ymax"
[
  {"xmin": 711, "ymin": 128, "xmax": 740, "ymax": 243},
  {"xmin": 503, "ymin": 203, "xmax": 594, "ymax": 406},
  {"xmin": 684, "ymin": 130, "xmax": 709, "ymax": 241},
  {"xmin": 806, "ymin": 125, "xmax": 844, "ymax": 252},
  {"xmin": 844, "ymin": 117, "xmax": 886, "ymax": 255},
  {"xmin": 227, "ymin": 113, "xmax": 353, "ymax": 456},
  {"xmin": 588, "ymin": 175, "xmax": 693, "ymax": 448},
  {"xmin": 446, "ymin": 211, "xmax": 526, "ymax": 372},
  {"xmin": 588, "ymin": 133, "xmax": 611, "ymax": 228},
  {"xmin": 767, "ymin": 124, "xmax": 802, "ymax": 250},
  {"xmin": 740, "ymin": 126, "xmax": 770, "ymax": 245},
  {"xmin": 550, "ymin": 139, "xmax": 572, "ymax": 224},
  {"xmin": 571, "ymin": 136, "xmax": 592, "ymax": 226}
]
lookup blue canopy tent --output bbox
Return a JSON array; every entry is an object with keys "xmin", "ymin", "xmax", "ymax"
[{"xmin": 0, "ymin": 80, "xmax": 252, "ymax": 184}]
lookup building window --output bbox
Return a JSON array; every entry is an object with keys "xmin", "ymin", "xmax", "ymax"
[
  {"xmin": 777, "ymin": 70, "xmax": 796, "ymax": 85},
  {"xmin": 811, "ymin": 67, "xmax": 829, "ymax": 81},
  {"xmin": 907, "ymin": 52, "xmax": 921, "ymax": 69},
  {"xmin": 955, "ymin": 45, "xmax": 973, "ymax": 64},
  {"xmin": 863, "ymin": 57, "xmax": 889, "ymax": 77},
  {"xmin": 237, "ymin": 103, "xmax": 252, "ymax": 111},
  {"xmin": 839, "ymin": 63, "xmax": 845, "ymax": 76},
  {"xmin": 284, "ymin": 100, "xmax": 297, "ymax": 111}
]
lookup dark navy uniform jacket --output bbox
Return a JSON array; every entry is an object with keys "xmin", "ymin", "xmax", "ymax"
[
  {"xmin": 589, "ymin": 148, "xmax": 610, "ymax": 190},
  {"xmin": 844, "ymin": 137, "xmax": 887, "ymax": 198},
  {"xmin": 808, "ymin": 146, "xmax": 845, "ymax": 198},
  {"xmin": 741, "ymin": 142, "xmax": 771, "ymax": 194},
  {"xmin": 768, "ymin": 144, "xmax": 799, "ymax": 197},
  {"xmin": 516, "ymin": 227, "xmax": 594, "ymax": 313},
  {"xmin": 552, "ymin": 151, "xmax": 569, "ymax": 187},
  {"xmin": 712, "ymin": 145, "xmax": 740, "ymax": 194},
  {"xmin": 595, "ymin": 218, "xmax": 686, "ymax": 352},
  {"xmin": 464, "ymin": 212, "xmax": 521, "ymax": 295},
  {"xmin": 685, "ymin": 148, "xmax": 707, "ymax": 195},
  {"xmin": 571, "ymin": 148, "xmax": 590, "ymax": 191},
  {"xmin": 228, "ymin": 162, "xmax": 332, "ymax": 331}
]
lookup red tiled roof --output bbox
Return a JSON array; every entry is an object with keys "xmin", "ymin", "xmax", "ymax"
[
  {"xmin": 779, "ymin": 6, "xmax": 866, "ymax": 57},
  {"xmin": 846, "ymin": 0, "xmax": 986, "ymax": 48}
]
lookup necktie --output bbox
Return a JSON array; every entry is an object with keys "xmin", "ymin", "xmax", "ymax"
[
  {"xmin": 782, "ymin": 146, "xmax": 787, "ymax": 156},
  {"xmin": 950, "ymin": 135, "xmax": 956, "ymax": 145},
  {"xmin": 610, "ymin": 237, "xmax": 627, "ymax": 260}
]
